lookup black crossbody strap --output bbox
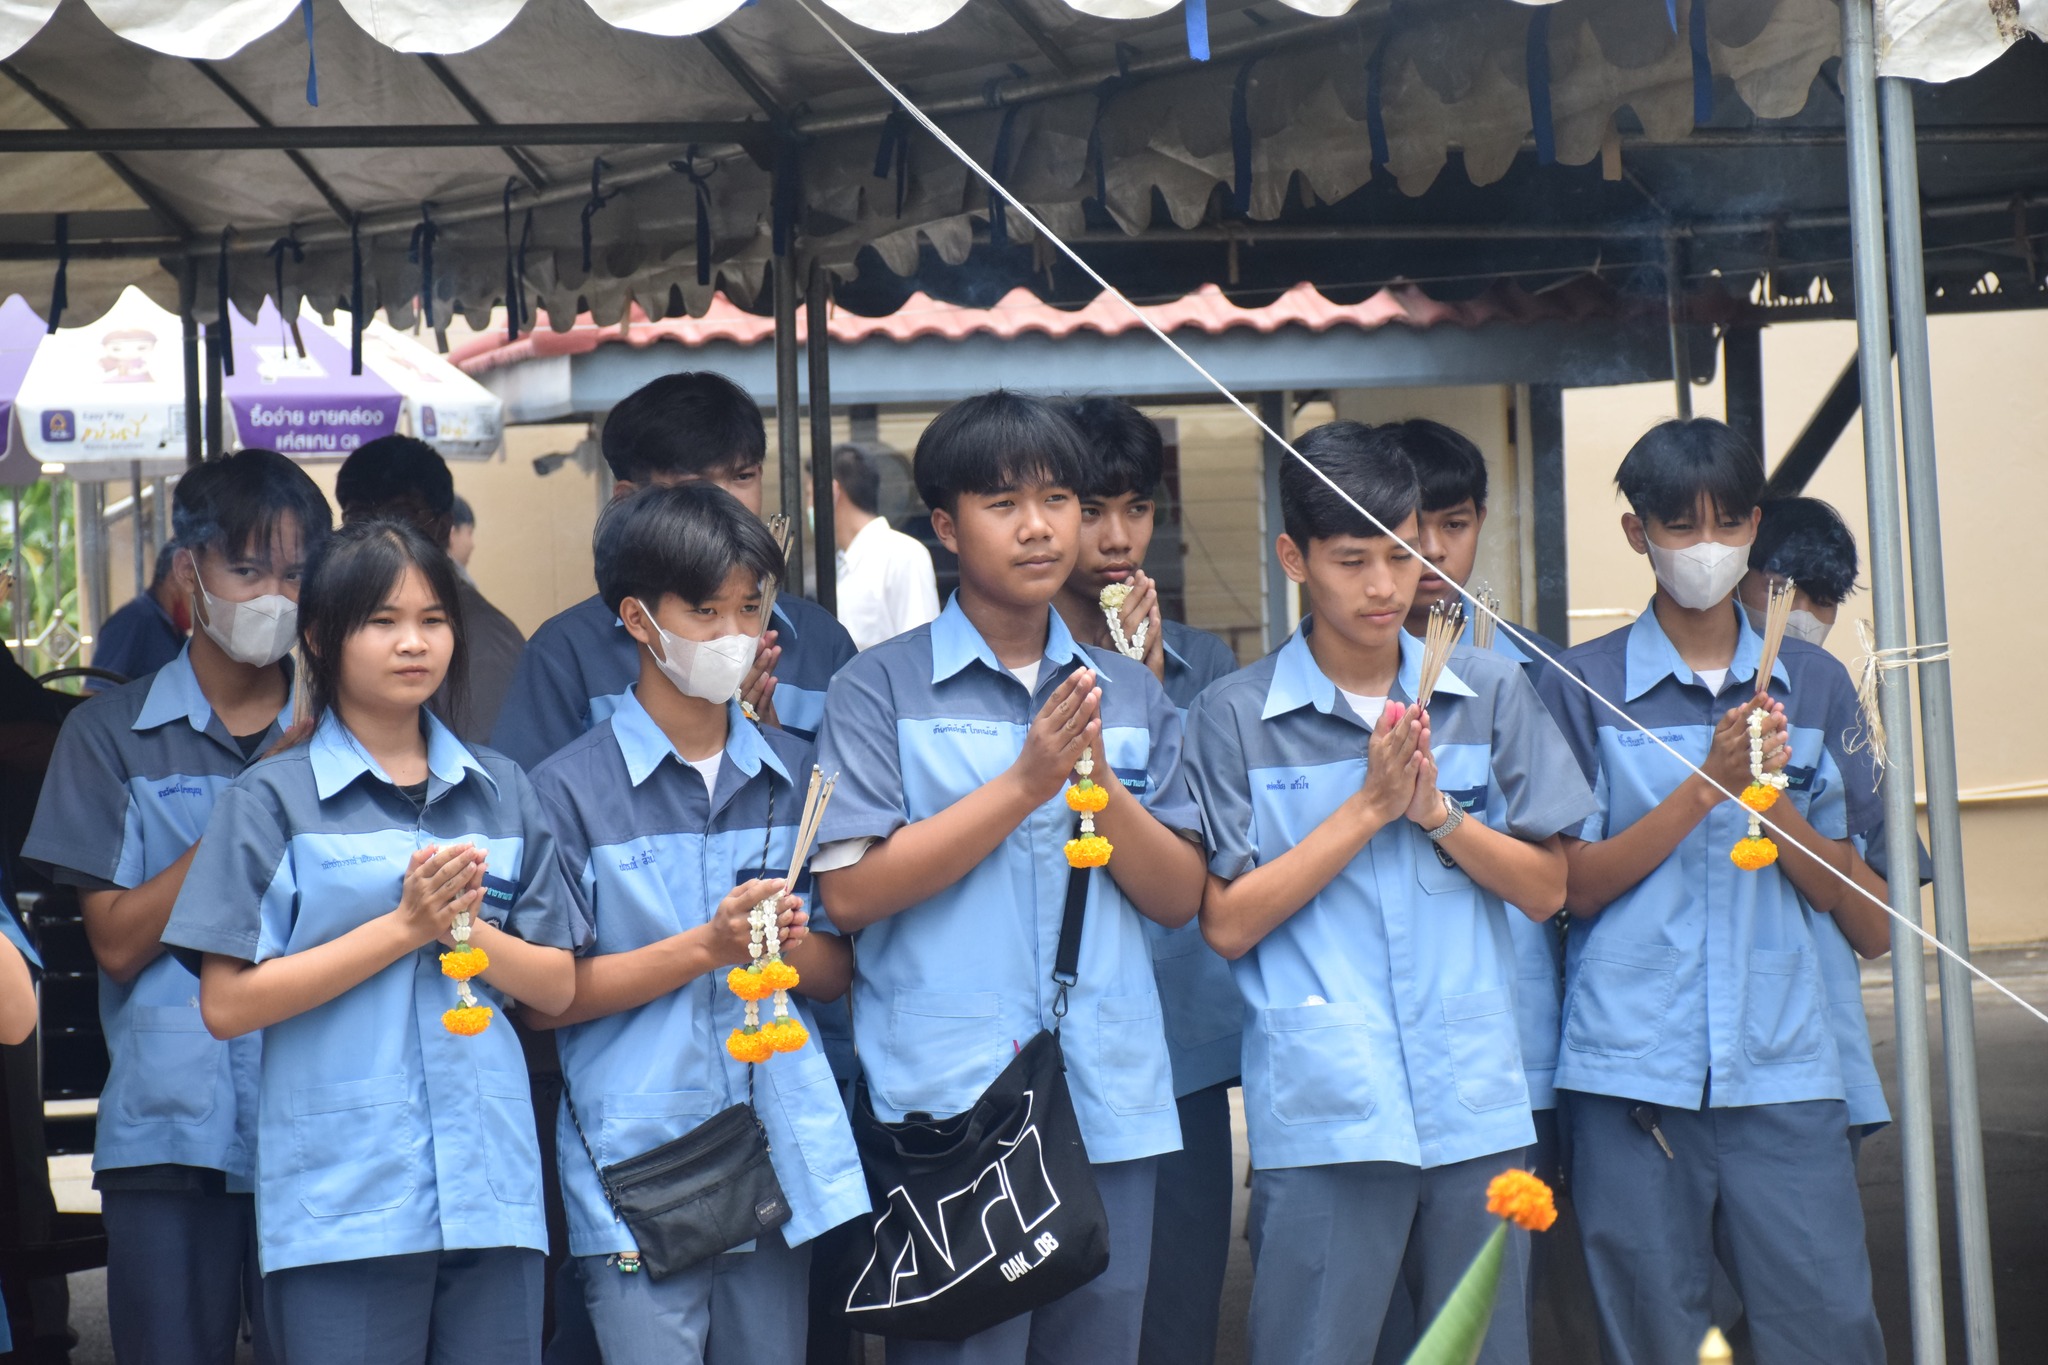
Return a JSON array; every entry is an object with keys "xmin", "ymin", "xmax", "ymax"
[{"xmin": 1050, "ymin": 825, "xmax": 1090, "ymax": 1020}]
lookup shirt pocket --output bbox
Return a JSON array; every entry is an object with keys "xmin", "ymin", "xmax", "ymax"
[
  {"xmin": 767, "ymin": 1049, "xmax": 862, "ymax": 1183},
  {"xmin": 1563, "ymin": 939, "xmax": 1682, "ymax": 1059},
  {"xmin": 597, "ymin": 1090, "xmax": 721, "ymax": 1168},
  {"xmin": 291, "ymin": 1074, "xmax": 418, "ymax": 1218},
  {"xmin": 1442, "ymin": 989, "xmax": 1529, "ymax": 1113},
  {"xmin": 1095, "ymin": 994, "xmax": 1173, "ymax": 1116},
  {"xmin": 879, "ymin": 991, "xmax": 1002, "ymax": 1119},
  {"xmin": 118, "ymin": 1005, "xmax": 224, "ymax": 1127},
  {"xmin": 1743, "ymin": 947, "xmax": 1828, "ymax": 1066},
  {"xmin": 1415, "ymin": 840, "xmax": 1471, "ymax": 896},
  {"xmin": 1261, "ymin": 1001, "xmax": 1376, "ymax": 1125},
  {"xmin": 1151, "ymin": 931, "xmax": 1240, "ymax": 1052},
  {"xmin": 477, "ymin": 1066, "xmax": 541, "ymax": 1205}
]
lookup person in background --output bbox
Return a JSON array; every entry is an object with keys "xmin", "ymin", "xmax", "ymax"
[
  {"xmin": 813, "ymin": 391, "xmax": 1205, "ymax": 1365},
  {"xmin": 0, "ymin": 885, "xmax": 39, "ymax": 1359},
  {"xmin": 1053, "ymin": 395, "xmax": 1240, "ymax": 1365},
  {"xmin": 1534, "ymin": 420, "xmax": 1888, "ymax": 1365},
  {"xmin": 24, "ymin": 448, "xmax": 333, "ymax": 1365},
  {"xmin": 832, "ymin": 440, "xmax": 940, "ymax": 651},
  {"xmin": 89, "ymin": 540, "xmax": 188, "ymax": 689},
  {"xmin": 494, "ymin": 371, "xmax": 856, "ymax": 768},
  {"xmin": 336, "ymin": 436, "xmax": 527, "ymax": 747},
  {"xmin": 162, "ymin": 518, "xmax": 578, "ymax": 1365},
  {"xmin": 449, "ymin": 495, "xmax": 478, "ymax": 572}
]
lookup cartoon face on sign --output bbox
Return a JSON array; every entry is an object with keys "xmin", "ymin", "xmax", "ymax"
[{"xmin": 99, "ymin": 329, "xmax": 157, "ymax": 384}]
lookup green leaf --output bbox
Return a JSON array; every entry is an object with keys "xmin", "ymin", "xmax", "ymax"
[{"xmin": 1402, "ymin": 1221, "xmax": 1506, "ymax": 1365}]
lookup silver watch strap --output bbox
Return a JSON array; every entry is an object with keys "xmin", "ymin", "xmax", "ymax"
[{"xmin": 1425, "ymin": 800, "xmax": 1466, "ymax": 842}]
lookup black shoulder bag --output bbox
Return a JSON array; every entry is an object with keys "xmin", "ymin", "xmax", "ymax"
[
  {"xmin": 556, "ymin": 779, "xmax": 794, "ymax": 1281},
  {"xmin": 837, "ymin": 843, "xmax": 1110, "ymax": 1341}
]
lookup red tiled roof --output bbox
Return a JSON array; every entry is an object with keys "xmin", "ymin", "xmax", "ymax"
[{"xmin": 451, "ymin": 278, "xmax": 1658, "ymax": 378}]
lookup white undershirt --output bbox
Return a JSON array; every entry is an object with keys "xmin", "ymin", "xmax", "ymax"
[
  {"xmin": 1009, "ymin": 660, "xmax": 1041, "ymax": 691},
  {"xmin": 683, "ymin": 752, "xmax": 722, "ymax": 794},
  {"xmin": 1337, "ymin": 689, "xmax": 1389, "ymax": 729},
  {"xmin": 1695, "ymin": 667, "xmax": 1729, "ymax": 695}
]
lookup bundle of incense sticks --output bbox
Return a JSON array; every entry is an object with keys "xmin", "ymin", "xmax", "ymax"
[
  {"xmin": 784, "ymin": 766, "xmax": 839, "ymax": 884},
  {"xmin": 762, "ymin": 513, "xmax": 796, "ymax": 620},
  {"xmin": 1416, "ymin": 600, "xmax": 1464, "ymax": 709},
  {"xmin": 1470, "ymin": 585, "xmax": 1501, "ymax": 652},
  {"xmin": 1753, "ymin": 577, "xmax": 1797, "ymax": 695}
]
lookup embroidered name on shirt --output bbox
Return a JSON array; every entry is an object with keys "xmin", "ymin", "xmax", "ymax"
[
  {"xmin": 616, "ymin": 850, "xmax": 657, "ymax": 872},
  {"xmin": 1617, "ymin": 730, "xmax": 1689, "ymax": 748},
  {"xmin": 931, "ymin": 722, "xmax": 1000, "ymax": 737},
  {"xmin": 1264, "ymin": 777, "xmax": 1312, "ymax": 792},
  {"xmin": 321, "ymin": 853, "xmax": 388, "ymax": 871},
  {"xmin": 481, "ymin": 874, "xmax": 518, "ymax": 914},
  {"xmin": 155, "ymin": 781, "xmax": 206, "ymax": 798}
]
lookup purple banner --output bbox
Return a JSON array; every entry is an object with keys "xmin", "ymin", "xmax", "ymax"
[
  {"xmin": 0, "ymin": 294, "xmax": 44, "ymax": 447},
  {"xmin": 225, "ymin": 302, "xmax": 402, "ymax": 458}
]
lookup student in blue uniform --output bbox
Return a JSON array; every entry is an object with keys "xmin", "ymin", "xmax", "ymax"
[
  {"xmin": 522, "ymin": 484, "xmax": 867, "ymax": 1362},
  {"xmin": 89, "ymin": 541, "xmax": 188, "ymax": 688},
  {"xmin": 1185, "ymin": 422, "xmax": 1592, "ymax": 1365},
  {"xmin": 812, "ymin": 391, "xmax": 1206, "ymax": 1365},
  {"xmin": 162, "ymin": 519, "xmax": 579, "ymax": 1365},
  {"xmin": 1054, "ymin": 396, "xmax": 1240, "ymax": 1365},
  {"xmin": 1533, "ymin": 420, "xmax": 1887, "ymax": 1365},
  {"xmin": 493, "ymin": 371, "xmax": 856, "ymax": 768},
  {"xmin": 24, "ymin": 448, "xmax": 331, "ymax": 1365}
]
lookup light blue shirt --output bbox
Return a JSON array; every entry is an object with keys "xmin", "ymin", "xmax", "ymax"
[
  {"xmin": 163, "ymin": 711, "xmax": 580, "ymax": 1273},
  {"xmin": 1184, "ymin": 625, "xmax": 1595, "ymax": 1171},
  {"xmin": 1150, "ymin": 620, "xmax": 1245, "ymax": 1097},
  {"xmin": 1536, "ymin": 602, "xmax": 1877, "ymax": 1112},
  {"xmin": 530, "ymin": 690, "xmax": 867, "ymax": 1255},
  {"xmin": 23, "ymin": 649, "xmax": 274, "ymax": 1183},
  {"xmin": 813, "ymin": 598, "xmax": 1198, "ymax": 1165}
]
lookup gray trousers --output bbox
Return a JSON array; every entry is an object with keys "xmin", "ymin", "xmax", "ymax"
[
  {"xmin": 579, "ymin": 1227, "xmax": 810, "ymax": 1365},
  {"xmin": 1137, "ymin": 1083, "xmax": 1234, "ymax": 1365},
  {"xmin": 886, "ymin": 1156, "xmax": 1159, "ymax": 1365},
  {"xmin": 101, "ymin": 1184, "xmax": 271, "ymax": 1365},
  {"xmin": 1564, "ymin": 1092, "xmax": 1884, "ymax": 1365},
  {"xmin": 1247, "ymin": 1150, "xmax": 1532, "ymax": 1365},
  {"xmin": 262, "ymin": 1247, "xmax": 544, "ymax": 1365}
]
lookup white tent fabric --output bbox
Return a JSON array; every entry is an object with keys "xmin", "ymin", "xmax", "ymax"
[
  {"xmin": 14, "ymin": 287, "xmax": 191, "ymax": 474},
  {"xmin": 1876, "ymin": 0, "xmax": 2048, "ymax": 83},
  {"xmin": 0, "ymin": 0, "xmax": 1849, "ymax": 331},
  {"xmin": 321, "ymin": 315, "xmax": 505, "ymax": 459}
]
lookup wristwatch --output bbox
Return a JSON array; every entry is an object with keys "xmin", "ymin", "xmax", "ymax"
[{"xmin": 1424, "ymin": 798, "xmax": 1466, "ymax": 842}]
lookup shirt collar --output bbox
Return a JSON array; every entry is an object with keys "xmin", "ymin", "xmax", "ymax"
[
  {"xmin": 132, "ymin": 647, "xmax": 213, "ymax": 735},
  {"xmin": 1261, "ymin": 621, "xmax": 1474, "ymax": 722},
  {"xmin": 1622, "ymin": 598, "xmax": 1789, "ymax": 702},
  {"xmin": 308, "ymin": 708, "xmax": 495, "ymax": 801},
  {"xmin": 609, "ymin": 687, "xmax": 790, "ymax": 790},
  {"xmin": 929, "ymin": 594, "xmax": 1088, "ymax": 686}
]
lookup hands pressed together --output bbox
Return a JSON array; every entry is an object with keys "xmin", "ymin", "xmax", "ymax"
[
  {"xmin": 394, "ymin": 844, "xmax": 487, "ymax": 950},
  {"xmin": 1358, "ymin": 703, "xmax": 1450, "ymax": 832},
  {"xmin": 1012, "ymin": 667, "xmax": 1104, "ymax": 805},
  {"xmin": 706, "ymin": 877, "xmax": 808, "ymax": 968}
]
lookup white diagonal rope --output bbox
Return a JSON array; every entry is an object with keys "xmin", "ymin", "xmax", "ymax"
[{"xmin": 794, "ymin": 0, "xmax": 2048, "ymax": 1033}]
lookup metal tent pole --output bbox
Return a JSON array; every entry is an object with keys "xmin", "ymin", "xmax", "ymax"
[
  {"xmin": 1880, "ymin": 73, "xmax": 1999, "ymax": 1365},
  {"xmin": 1841, "ymin": 4, "xmax": 1948, "ymax": 1361},
  {"xmin": 203, "ymin": 322, "xmax": 225, "ymax": 459},
  {"xmin": 181, "ymin": 260, "xmax": 203, "ymax": 468},
  {"xmin": 772, "ymin": 251, "xmax": 805, "ymax": 598},
  {"xmin": 1723, "ymin": 326, "xmax": 1764, "ymax": 458},
  {"xmin": 129, "ymin": 461, "xmax": 146, "ymax": 595},
  {"xmin": 1258, "ymin": 391, "xmax": 1291, "ymax": 652},
  {"xmin": 807, "ymin": 261, "xmax": 836, "ymax": 616},
  {"xmin": 1528, "ymin": 385, "xmax": 1569, "ymax": 645},
  {"xmin": 1664, "ymin": 235, "xmax": 1692, "ymax": 419}
]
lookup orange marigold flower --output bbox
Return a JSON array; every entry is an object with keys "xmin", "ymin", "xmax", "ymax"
[
  {"xmin": 1730, "ymin": 836, "xmax": 1779, "ymax": 871},
  {"xmin": 439, "ymin": 945, "xmax": 490, "ymax": 981},
  {"xmin": 726, "ymin": 967, "xmax": 774, "ymax": 1002},
  {"xmin": 762, "ymin": 1017, "xmax": 810, "ymax": 1054},
  {"xmin": 1485, "ymin": 1169, "xmax": 1558, "ymax": 1232},
  {"xmin": 1738, "ymin": 783, "xmax": 1780, "ymax": 813},
  {"xmin": 443, "ymin": 1005, "xmax": 494, "ymax": 1037},
  {"xmin": 1065, "ymin": 781, "xmax": 1109, "ymax": 814},
  {"xmin": 760, "ymin": 960, "xmax": 800, "ymax": 993},
  {"xmin": 726, "ymin": 1027, "xmax": 775, "ymax": 1064},
  {"xmin": 1064, "ymin": 834, "xmax": 1113, "ymax": 868}
]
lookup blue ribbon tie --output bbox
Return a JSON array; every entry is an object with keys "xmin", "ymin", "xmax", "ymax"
[
  {"xmin": 47, "ymin": 214, "xmax": 67, "ymax": 333},
  {"xmin": 349, "ymin": 217, "xmax": 364, "ymax": 375},
  {"xmin": 1690, "ymin": 0, "xmax": 1713, "ymax": 126},
  {"xmin": 1185, "ymin": 0, "xmax": 1210, "ymax": 61},
  {"xmin": 301, "ymin": 0, "xmax": 318, "ymax": 105},
  {"xmin": 580, "ymin": 158, "xmax": 614, "ymax": 275},
  {"xmin": 670, "ymin": 152, "xmax": 718, "ymax": 288},
  {"xmin": 408, "ymin": 205, "xmax": 437, "ymax": 332},
  {"xmin": 1526, "ymin": 8, "xmax": 1555, "ymax": 166},
  {"xmin": 216, "ymin": 227, "xmax": 236, "ymax": 376}
]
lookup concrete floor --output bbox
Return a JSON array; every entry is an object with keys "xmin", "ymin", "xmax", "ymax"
[{"xmin": 50, "ymin": 946, "xmax": 2048, "ymax": 1365}]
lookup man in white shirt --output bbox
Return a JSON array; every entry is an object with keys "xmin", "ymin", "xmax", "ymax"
[{"xmin": 833, "ymin": 440, "xmax": 941, "ymax": 650}]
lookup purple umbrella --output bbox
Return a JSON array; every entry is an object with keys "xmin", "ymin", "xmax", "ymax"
[
  {"xmin": 0, "ymin": 295, "xmax": 45, "ymax": 486},
  {"xmin": 225, "ymin": 301, "xmax": 402, "ymax": 458}
]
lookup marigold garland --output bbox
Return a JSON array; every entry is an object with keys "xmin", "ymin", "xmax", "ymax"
[
  {"xmin": 1064, "ymin": 750, "xmax": 1113, "ymax": 869},
  {"xmin": 723, "ymin": 766, "xmax": 835, "ymax": 1063},
  {"xmin": 1064, "ymin": 834, "xmax": 1113, "ymax": 868},
  {"xmin": 1738, "ymin": 783, "xmax": 1780, "ymax": 813},
  {"xmin": 1065, "ymin": 782, "xmax": 1108, "ymax": 814},
  {"xmin": 1730, "ymin": 708, "xmax": 1790, "ymax": 871},
  {"xmin": 725, "ymin": 1027, "xmax": 775, "ymax": 1064},
  {"xmin": 1485, "ymin": 1169, "xmax": 1559, "ymax": 1232},
  {"xmin": 1731, "ymin": 836, "xmax": 1780, "ymax": 871},
  {"xmin": 726, "ymin": 966, "xmax": 775, "ymax": 1002},
  {"xmin": 760, "ymin": 1017, "xmax": 810, "ymax": 1053},
  {"xmin": 760, "ymin": 959, "xmax": 800, "ymax": 993},
  {"xmin": 439, "ymin": 945, "xmax": 489, "ymax": 981},
  {"xmin": 443, "ymin": 1005, "xmax": 494, "ymax": 1037}
]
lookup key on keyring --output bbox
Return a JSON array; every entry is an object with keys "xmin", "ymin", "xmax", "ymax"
[{"xmin": 1629, "ymin": 1104, "xmax": 1675, "ymax": 1160}]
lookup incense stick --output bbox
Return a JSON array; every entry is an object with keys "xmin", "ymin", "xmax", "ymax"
[
  {"xmin": 784, "ymin": 767, "xmax": 839, "ymax": 883},
  {"xmin": 1753, "ymin": 577, "xmax": 1796, "ymax": 695},
  {"xmin": 1470, "ymin": 585, "xmax": 1501, "ymax": 651},
  {"xmin": 1415, "ymin": 600, "xmax": 1464, "ymax": 709},
  {"xmin": 762, "ymin": 512, "xmax": 796, "ymax": 621}
]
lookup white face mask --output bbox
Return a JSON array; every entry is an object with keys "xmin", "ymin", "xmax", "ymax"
[
  {"xmin": 1746, "ymin": 601, "xmax": 1833, "ymax": 647},
  {"xmin": 1645, "ymin": 538, "xmax": 1752, "ymax": 612},
  {"xmin": 634, "ymin": 600, "xmax": 756, "ymax": 704},
  {"xmin": 186, "ymin": 552, "xmax": 298, "ymax": 667}
]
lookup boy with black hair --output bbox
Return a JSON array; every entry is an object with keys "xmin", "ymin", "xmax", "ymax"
[
  {"xmin": 1185, "ymin": 421, "xmax": 1592, "ymax": 1365},
  {"xmin": 812, "ymin": 390, "xmax": 1206, "ymax": 1365},
  {"xmin": 449, "ymin": 494, "xmax": 477, "ymax": 570},
  {"xmin": 25, "ymin": 448, "xmax": 333, "ymax": 1365},
  {"xmin": 1740, "ymin": 495, "xmax": 1860, "ymax": 647},
  {"xmin": 336, "ymin": 435, "xmax": 526, "ymax": 745},
  {"xmin": 1534, "ymin": 420, "xmax": 1887, "ymax": 1365},
  {"xmin": 524, "ymin": 483, "xmax": 866, "ymax": 1362},
  {"xmin": 494, "ymin": 372, "xmax": 856, "ymax": 769},
  {"xmin": 1054, "ymin": 395, "xmax": 1240, "ymax": 1365}
]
